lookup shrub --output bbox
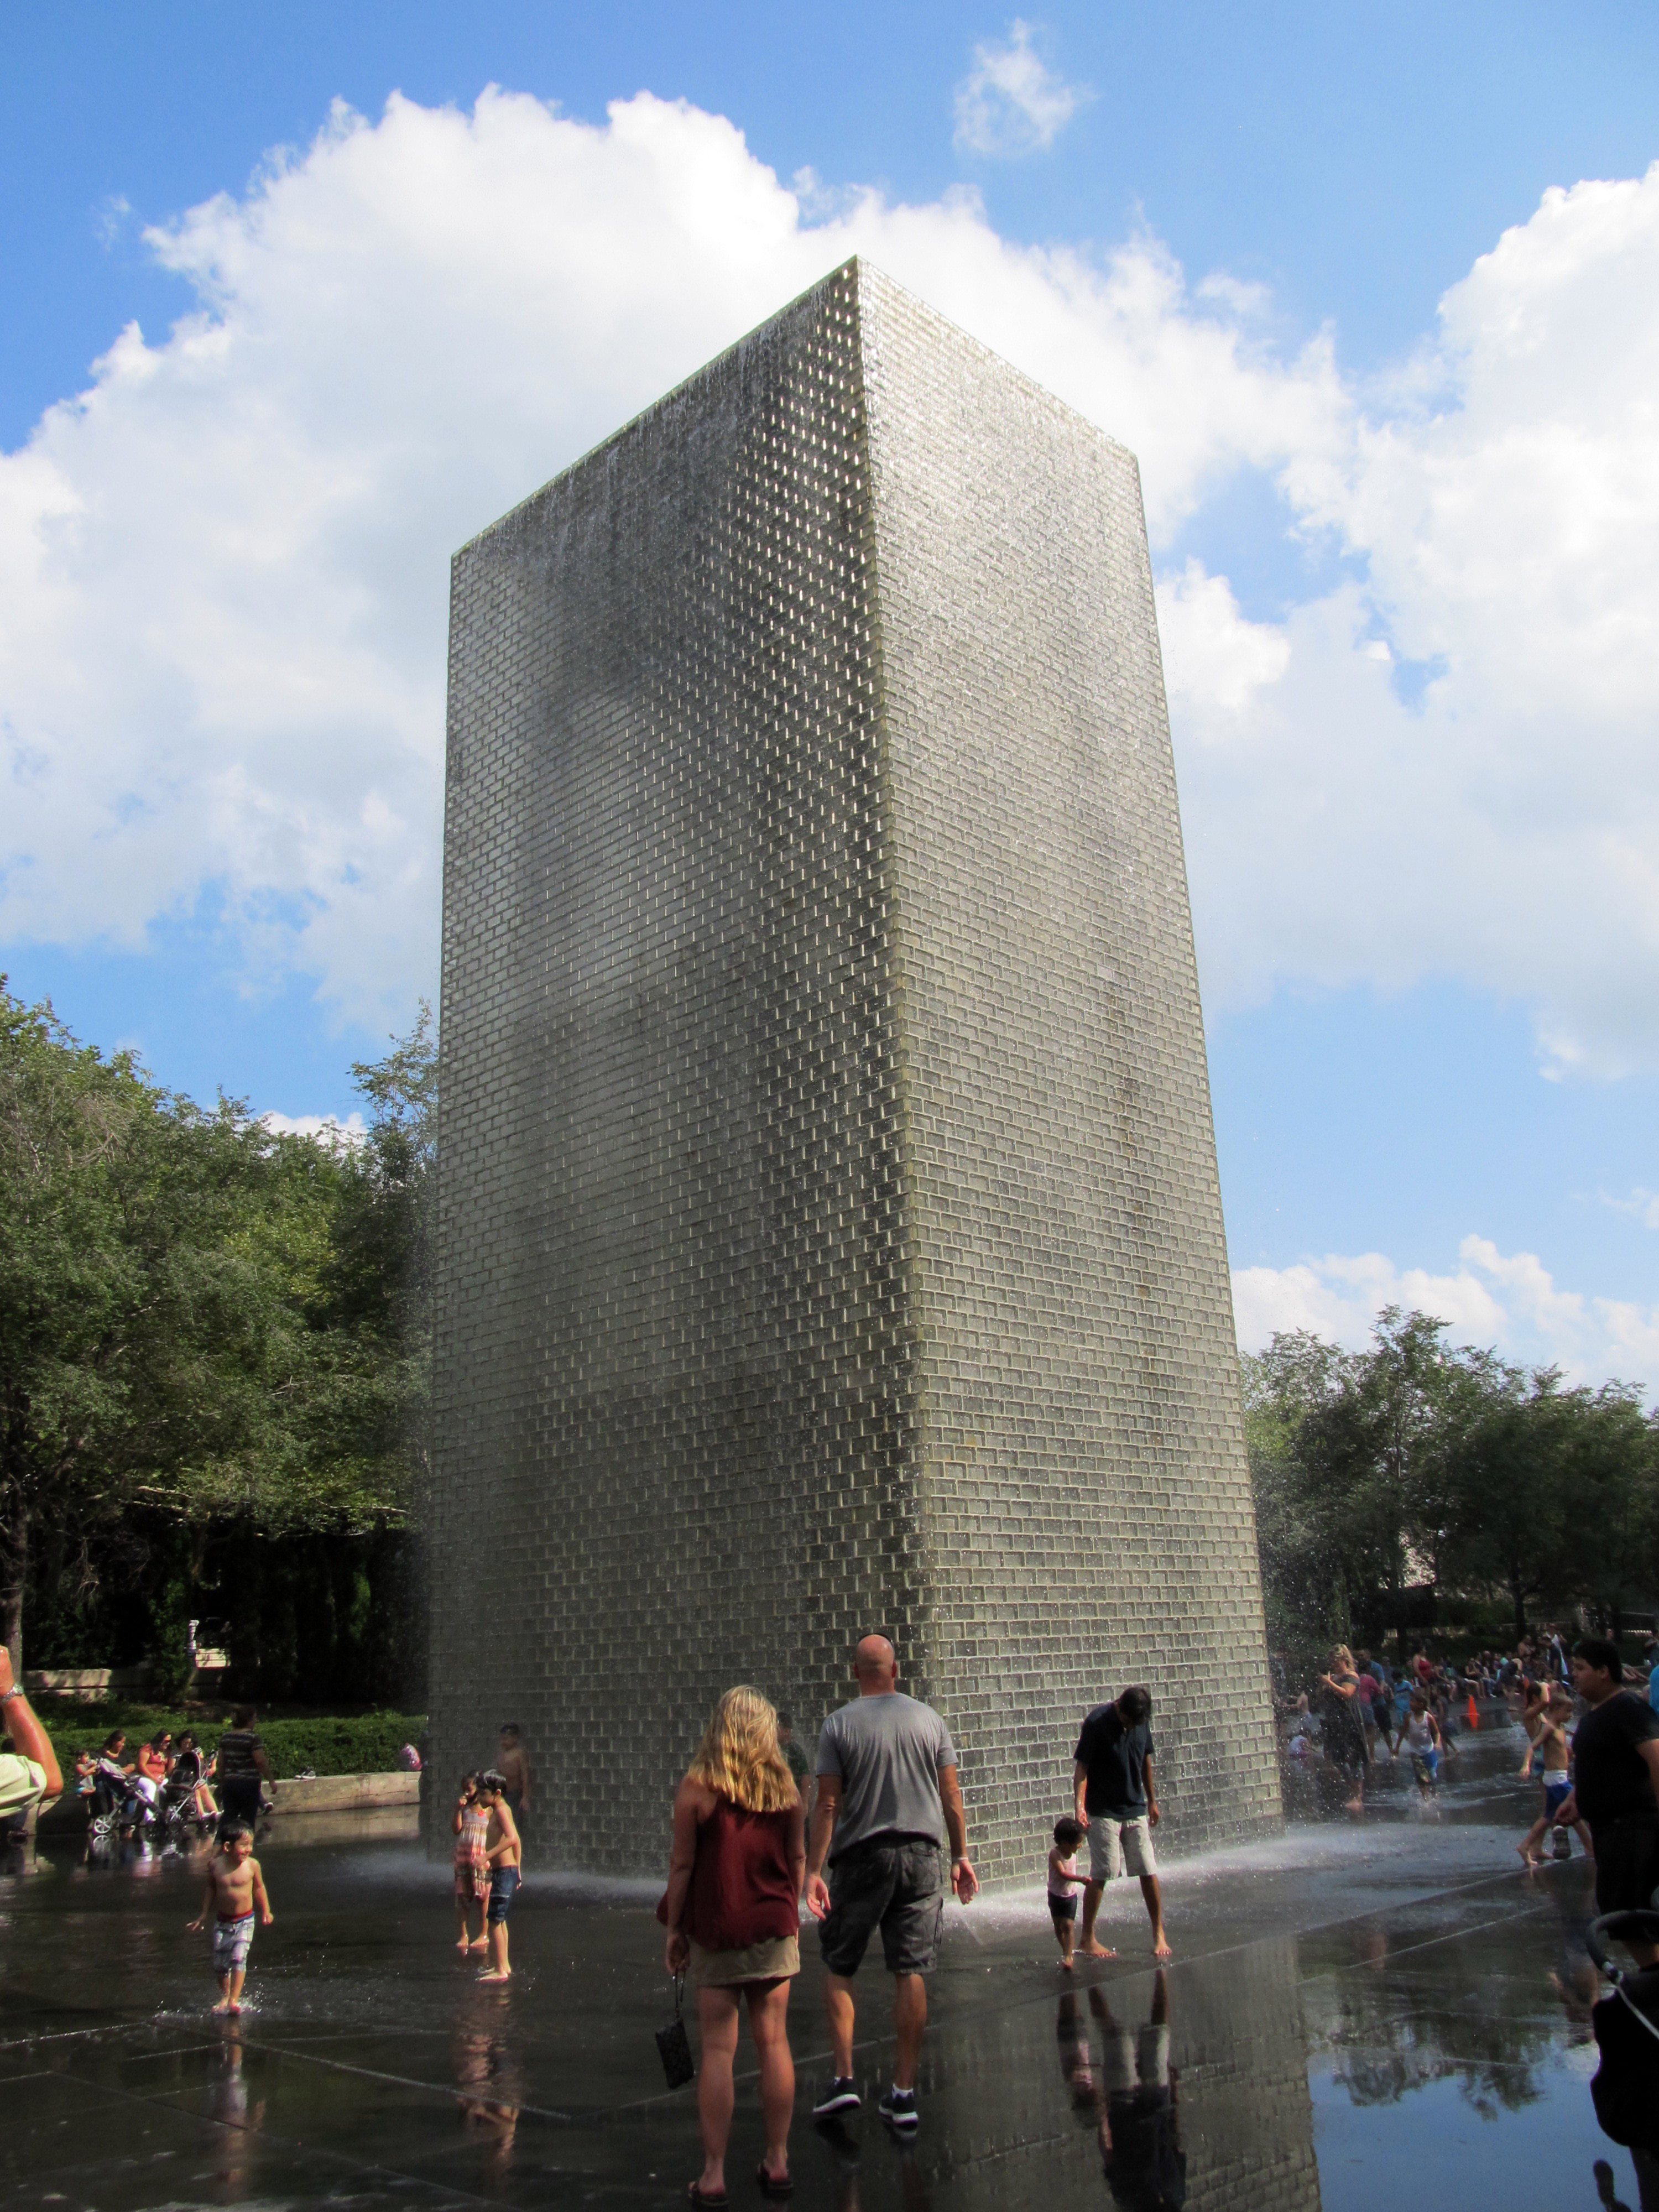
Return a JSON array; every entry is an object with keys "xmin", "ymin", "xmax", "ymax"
[{"xmin": 40, "ymin": 1703, "xmax": 426, "ymax": 1778}]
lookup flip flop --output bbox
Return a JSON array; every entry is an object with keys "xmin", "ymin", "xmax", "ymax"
[
  {"xmin": 687, "ymin": 2185, "xmax": 728, "ymax": 2207},
  {"xmin": 757, "ymin": 2163, "xmax": 795, "ymax": 2196}
]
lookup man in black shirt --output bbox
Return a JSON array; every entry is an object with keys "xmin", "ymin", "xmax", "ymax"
[
  {"xmin": 1556, "ymin": 1637, "xmax": 1659, "ymax": 1964},
  {"xmin": 216, "ymin": 1707, "xmax": 271, "ymax": 1834},
  {"xmin": 1073, "ymin": 1687, "xmax": 1170, "ymax": 1959}
]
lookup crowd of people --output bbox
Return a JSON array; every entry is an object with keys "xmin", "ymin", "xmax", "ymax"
[
  {"xmin": 11, "ymin": 1621, "xmax": 1659, "ymax": 2199},
  {"xmin": 1275, "ymin": 1627, "xmax": 1659, "ymax": 1939},
  {"xmin": 1277, "ymin": 1634, "xmax": 1588, "ymax": 1813},
  {"xmin": 57, "ymin": 1704, "xmax": 276, "ymax": 1844}
]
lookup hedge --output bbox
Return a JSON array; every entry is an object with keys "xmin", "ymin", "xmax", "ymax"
[{"xmin": 39, "ymin": 1703, "xmax": 426, "ymax": 1778}]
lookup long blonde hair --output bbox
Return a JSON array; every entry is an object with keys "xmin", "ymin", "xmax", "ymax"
[
  {"xmin": 1330, "ymin": 1645, "xmax": 1355, "ymax": 1673},
  {"xmin": 686, "ymin": 1687, "xmax": 799, "ymax": 1814}
]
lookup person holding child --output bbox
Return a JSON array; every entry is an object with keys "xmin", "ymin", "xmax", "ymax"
[
  {"xmin": 1316, "ymin": 1646, "xmax": 1370, "ymax": 1813},
  {"xmin": 661, "ymin": 1686, "xmax": 805, "ymax": 2205}
]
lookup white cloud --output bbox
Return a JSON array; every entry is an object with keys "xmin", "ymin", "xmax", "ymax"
[
  {"xmin": 1232, "ymin": 1233, "xmax": 1659, "ymax": 1394},
  {"xmin": 953, "ymin": 20, "xmax": 1092, "ymax": 156},
  {"xmin": 1605, "ymin": 1188, "xmax": 1659, "ymax": 1230},
  {"xmin": 2, "ymin": 91, "xmax": 1658, "ymax": 1078},
  {"xmin": 0, "ymin": 88, "xmax": 1337, "ymax": 1029},
  {"xmin": 260, "ymin": 1109, "xmax": 366, "ymax": 1148},
  {"xmin": 1165, "ymin": 164, "xmax": 1659, "ymax": 1076}
]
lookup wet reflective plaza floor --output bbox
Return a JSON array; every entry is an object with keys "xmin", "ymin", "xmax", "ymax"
[{"xmin": 1, "ymin": 1727, "xmax": 1645, "ymax": 2212}]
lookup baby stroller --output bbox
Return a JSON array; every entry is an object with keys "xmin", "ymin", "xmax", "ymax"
[
  {"xmin": 1586, "ymin": 1908, "xmax": 1659, "ymax": 2203},
  {"xmin": 160, "ymin": 1767, "xmax": 209, "ymax": 1842},
  {"xmin": 87, "ymin": 1761, "xmax": 160, "ymax": 1849}
]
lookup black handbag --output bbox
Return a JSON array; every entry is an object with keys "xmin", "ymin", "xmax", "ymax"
[{"xmin": 656, "ymin": 1971, "xmax": 695, "ymax": 2090}]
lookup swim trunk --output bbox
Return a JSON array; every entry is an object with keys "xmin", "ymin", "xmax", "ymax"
[
  {"xmin": 1087, "ymin": 1816, "xmax": 1157, "ymax": 1881},
  {"xmin": 1544, "ymin": 1778, "xmax": 1573, "ymax": 1819},
  {"xmin": 818, "ymin": 1835, "xmax": 943, "ymax": 1978},
  {"xmin": 212, "ymin": 1913, "xmax": 255, "ymax": 1974},
  {"xmin": 487, "ymin": 1866, "xmax": 520, "ymax": 1924},
  {"xmin": 1048, "ymin": 1892, "xmax": 1079, "ymax": 1926},
  {"xmin": 1411, "ymin": 1750, "xmax": 1439, "ymax": 1786}
]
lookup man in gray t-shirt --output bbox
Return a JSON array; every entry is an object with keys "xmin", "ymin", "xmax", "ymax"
[
  {"xmin": 816, "ymin": 1692, "xmax": 956, "ymax": 1857},
  {"xmin": 805, "ymin": 1634, "xmax": 977, "ymax": 2130}
]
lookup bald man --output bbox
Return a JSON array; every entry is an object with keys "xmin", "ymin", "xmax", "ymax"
[{"xmin": 805, "ymin": 1634, "xmax": 976, "ymax": 2130}]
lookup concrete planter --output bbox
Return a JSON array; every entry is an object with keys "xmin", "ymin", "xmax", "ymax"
[
  {"xmin": 26, "ymin": 1667, "xmax": 153, "ymax": 1702},
  {"xmin": 270, "ymin": 1772, "xmax": 420, "ymax": 1814}
]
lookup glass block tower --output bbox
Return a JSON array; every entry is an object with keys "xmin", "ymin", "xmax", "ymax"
[{"xmin": 430, "ymin": 259, "xmax": 1280, "ymax": 1877}]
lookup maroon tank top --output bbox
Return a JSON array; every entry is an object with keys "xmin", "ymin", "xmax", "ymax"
[{"xmin": 686, "ymin": 1797, "xmax": 798, "ymax": 1950}]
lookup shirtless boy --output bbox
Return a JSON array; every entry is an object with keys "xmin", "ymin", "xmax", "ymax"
[
  {"xmin": 186, "ymin": 1822, "xmax": 273, "ymax": 2013},
  {"xmin": 474, "ymin": 1770, "xmax": 521, "ymax": 1984},
  {"xmin": 1402, "ymin": 1694, "xmax": 1447, "ymax": 1797},
  {"xmin": 1518, "ymin": 1687, "xmax": 1595, "ymax": 1865}
]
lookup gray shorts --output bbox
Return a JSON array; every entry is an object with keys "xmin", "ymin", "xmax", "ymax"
[
  {"xmin": 212, "ymin": 1913, "xmax": 254, "ymax": 1974},
  {"xmin": 818, "ymin": 1836, "xmax": 943, "ymax": 1978}
]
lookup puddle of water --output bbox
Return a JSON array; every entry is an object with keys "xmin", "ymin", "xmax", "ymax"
[{"xmin": 1312, "ymin": 2041, "xmax": 1642, "ymax": 2211}]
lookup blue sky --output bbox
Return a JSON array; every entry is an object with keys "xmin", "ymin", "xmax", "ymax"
[{"xmin": 4, "ymin": 2, "xmax": 1659, "ymax": 1381}]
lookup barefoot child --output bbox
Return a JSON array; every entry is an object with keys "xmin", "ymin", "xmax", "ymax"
[
  {"xmin": 1402, "ymin": 1694, "xmax": 1444, "ymax": 1797},
  {"xmin": 475, "ymin": 1770, "xmax": 521, "ymax": 1984},
  {"xmin": 186, "ymin": 1822, "xmax": 273, "ymax": 2013},
  {"xmin": 1048, "ymin": 1817, "xmax": 1088, "ymax": 1967},
  {"xmin": 1517, "ymin": 1687, "xmax": 1594, "ymax": 1865},
  {"xmin": 453, "ymin": 1772, "xmax": 491, "ymax": 1953}
]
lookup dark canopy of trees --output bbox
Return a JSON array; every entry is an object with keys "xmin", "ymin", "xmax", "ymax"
[
  {"xmin": 0, "ymin": 982, "xmax": 433, "ymax": 1703},
  {"xmin": 1246, "ymin": 1306, "xmax": 1659, "ymax": 1667}
]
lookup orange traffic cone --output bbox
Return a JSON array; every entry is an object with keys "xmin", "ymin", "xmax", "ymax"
[{"xmin": 1467, "ymin": 1693, "xmax": 1479, "ymax": 1731}]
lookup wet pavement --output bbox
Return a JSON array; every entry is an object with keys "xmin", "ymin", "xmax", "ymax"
[{"xmin": 0, "ymin": 1721, "xmax": 1646, "ymax": 2212}]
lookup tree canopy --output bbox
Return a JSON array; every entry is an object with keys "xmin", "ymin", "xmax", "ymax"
[
  {"xmin": 0, "ymin": 982, "xmax": 434, "ymax": 1679},
  {"xmin": 1245, "ymin": 1306, "xmax": 1659, "ymax": 1665}
]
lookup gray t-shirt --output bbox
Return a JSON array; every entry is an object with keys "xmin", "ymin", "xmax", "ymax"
[{"xmin": 816, "ymin": 1693, "xmax": 957, "ymax": 1860}]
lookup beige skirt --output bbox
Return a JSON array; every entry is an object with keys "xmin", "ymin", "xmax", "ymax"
[{"xmin": 687, "ymin": 1932, "xmax": 800, "ymax": 1988}]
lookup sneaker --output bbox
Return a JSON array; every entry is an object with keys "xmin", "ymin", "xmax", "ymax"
[
  {"xmin": 878, "ymin": 2086, "xmax": 919, "ymax": 2130},
  {"xmin": 812, "ymin": 2078, "xmax": 861, "ymax": 2118}
]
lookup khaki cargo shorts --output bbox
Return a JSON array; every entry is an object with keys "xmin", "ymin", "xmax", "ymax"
[{"xmin": 1087, "ymin": 1815, "xmax": 1156, "ymax": 1881}]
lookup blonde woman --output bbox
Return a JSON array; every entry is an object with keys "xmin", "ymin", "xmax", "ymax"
[
  {"xmin": 1317, "ymin": 1645, "xmax": 1369, "ymax": 1812},
  {"xmin": 662, "ymin": 1688, "xmax": 806, "ymax": 2205}
]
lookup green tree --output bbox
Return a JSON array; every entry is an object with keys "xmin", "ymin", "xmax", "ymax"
[
  {"xmin": 1246, "ymin": 1309, "xmax": 1506, "ymax": 1662},
  {"xmin": 1242, "ymin": 1329, "xmax": 1350, "ymax": 1656},
  {"xmin": 0, "ymin": 985, "xmax": 295, "ymax": 1668},
  {"xmin": 1248, "ymin": 1306, "xmax": 1659, "ymax": 1668},
  {"xmin": 0, "ymin": 985, "xmax": 436, "ymax": 1678}
]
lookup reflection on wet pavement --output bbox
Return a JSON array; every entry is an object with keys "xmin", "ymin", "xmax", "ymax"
[{"xmin": 0, "ymin": 1723, "xmax": 1647, "ymax": 2210}]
